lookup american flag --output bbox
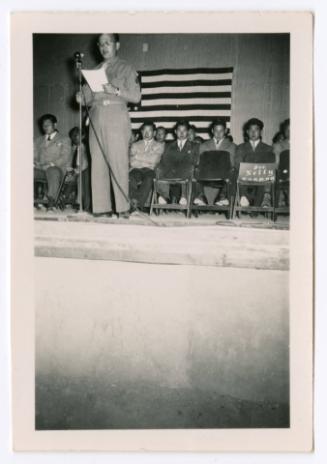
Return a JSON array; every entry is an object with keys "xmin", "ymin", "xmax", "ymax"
[{"xmin": 129, "ymin": 67, "xmax": 233, "ymax": 140}]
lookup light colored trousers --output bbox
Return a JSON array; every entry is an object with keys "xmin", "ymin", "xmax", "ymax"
[{"xmin": 89, "ymin": 102, "xmax": 131, "ymax": 214}]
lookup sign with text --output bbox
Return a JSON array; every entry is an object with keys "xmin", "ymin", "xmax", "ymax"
[{"xmin": 238, "ymin": 163, "xmax": 276, "ymax": 184}]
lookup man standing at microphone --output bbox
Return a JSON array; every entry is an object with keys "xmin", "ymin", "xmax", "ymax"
[{"xmin": 76, "ymin": 33, "xmax": 141, "ymax": 218}]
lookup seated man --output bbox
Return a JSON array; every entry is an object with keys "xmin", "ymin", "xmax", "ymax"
[
  {"xmin": 157, "ymin": 121, "xmax": 198, "ymax": 206},
  {"xmin": 129, "ymin": 122, "xmax": 164, "ymax": 210},
  {"xmin": 193, "ymin": 119, "xmax": 236, "ymax": 206},
  {"xmin": 273, "ymin": 118, "xmax": 290, "ymax": 165},
  {"xmin": 155, "ymin": 126, "xmax": 167, "ymax": 144},
  {"xmin": 235, "ymin": 118, "xmax": 275, "ymax": 208},
  {"xmin": 34, "ymin": 113, "xmax": 72, "ymax": 210},
  {"xmin": 187, "ymin": 125, "xmax": 202, "ymax": 144},
  {"xmin": 273, "ymin": 118, "xmax": 290, "ymax": 207},
  {"xmin": 69, "ymin": 126, "xmax": 91, "ymax": 212}
]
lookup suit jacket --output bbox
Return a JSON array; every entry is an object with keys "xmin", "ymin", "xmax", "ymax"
[
  {"xmin": 130, "ymin": 139, "xmax": 165, "ymax": 170},
  {"xmin": 158, "ymin": 140, "xmax": 198, "ymax": 179},
  {"xmin": 235, "ymin": 140, "xmax": 275, "ymax": 168},
  {"xmin": 82, "ymin": 56, "xmax": 141, "ymax": 107},
  {"xmin": 199, "ymin": 137, "xmax": 237, "ymax": 167},
  {"xmin": 34, "ymin": 132, "xmax": 73, "ymax": 172}
]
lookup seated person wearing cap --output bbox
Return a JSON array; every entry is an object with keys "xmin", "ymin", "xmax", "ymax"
[
  {"xmin": 193, "ymin": 119, "xmax": 236, "ymax": 207},
  {"xmin": 156, "ymin": 121, "xmax": 198, "ymax": 206},
  {"xmin": 34, "ymin": 113, "xmax": 73, "ymax": 210},
  {"xmin": 129, "ymin": 122, "xmax": 164, "ymax": 211},
  {"xmin": 235, "ymin": 118, "xmax": 275, "ymax": 208}
]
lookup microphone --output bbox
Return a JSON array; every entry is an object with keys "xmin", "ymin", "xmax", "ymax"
[{"xmin": 74, "ymin": 51, "xmax": 84, "ymax": 69}]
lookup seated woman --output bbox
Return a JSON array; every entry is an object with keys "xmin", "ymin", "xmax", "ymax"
[
  {"xmin": 34, "ymin": 113, "xmax": 73, "ymax": 210},
  {"xmin": 156, "ymin": 121, "xmax": 198, "ymax": 206}
]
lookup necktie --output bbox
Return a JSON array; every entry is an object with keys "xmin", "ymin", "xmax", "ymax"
[
  {"xmin": 179, "ymin": 141, "xmax": 183, "ymax": 151},
  {"xmin": 47, "ymin": 135, "xmax": 51, "ymax": 141}
]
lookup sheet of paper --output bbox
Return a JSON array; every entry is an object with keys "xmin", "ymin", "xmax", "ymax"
[{"xmin": 82, "ymin": 67, "xmax": 108, "ymax": 92}]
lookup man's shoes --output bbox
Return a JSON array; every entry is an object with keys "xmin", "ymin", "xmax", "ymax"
[
  {"xmin": 193, "ymin": 197, "xmax": 206, "ymax": 206},
  {"xmin": 215, "ymin": 198, "xmax": 229, "ymax": 206},
  {"xmin": 158, "ymin": 196, "xmax": 167, "ymax": 205},
  {"xmin": 261, "ymin": 193, "xmax": 272, "ymax": 208},
  {"xmin": 240, "ymin": 196, "xmax": 250, "ymax": 207},
  {"xmin": 35, "ymin": 203, "xmax": 47, "ymax": 211},
  {"xmin": 179, "ymin": 197, "xmax": 187, "ymax": 206},
  {"xmin": 93, "ymin": 211, "xmax": 113, "ymax": 218},
  {"xmin": 47, "ymin": 197, "xmax": 58, "ymax": 212},
  {"xmin": 118, "ymin": 211, "xmax": 130, "ymax": 219}
]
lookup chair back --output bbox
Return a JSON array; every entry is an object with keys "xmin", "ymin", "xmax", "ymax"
[
  {"xmin": 243, "ymin": 150, "xmax": 276, "ymax": 164},
  {"xmin": 156, "ymin": 162, "xmax": 194, "ymax": 180},
  {"xmin": 196, "ymin": 150, "xmax": 232, "ymax": 180},
  {"xmin": 238, "ymin": 162, "xmax": 276, "ymax": 185},
  {"xmin": 278, "ymin": 150, "xmax": 290, "ymax": 181}
]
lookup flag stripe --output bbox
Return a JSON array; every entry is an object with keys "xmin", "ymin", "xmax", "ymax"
[
  {"xmin": 141, "ymin": 85, "xmax": 232, "ymax": 95},
  {"xmin": 131, "ymin": 109, "xmax": 231, "ymax": 119},
  {"xmin": 142, "ymin": 79, "xmax": 232, "ymax": 88},
  {"xmin": 134, "ymin": 104, "xmax": 231, "ymax": 112},
  {"xmin": 140, "ymin": 67, "xmax": 234, "ymax": 76},
  {"xmin": 131, "ymin": 116, "xmax": 230, "ymax": 123},
  {"xmin": 141, "ymin": 91, "xmax": 232, "ymax": 100},
  {"xmin": 142, "ymin": 98, "xmax": 231, "ymax": 107},
  {"xmin": 131, "ymin": 124, "xmax": 230, "ymax": 132},
  {"xmin": 142, "ymin": 73, "xmax": 233, "ymax": 83},
  {"xmin": 131, "ymin": 120, "xmax": 230, "ymax": 129}
]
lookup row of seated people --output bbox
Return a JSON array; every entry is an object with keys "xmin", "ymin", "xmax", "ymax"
[
  {"xmin": 129, "ymin": 117, "xmax": 290, "ymax": 212},
  {"xmin": 34, "ymin": 113, "xmax": 289, "ymax": 214}
]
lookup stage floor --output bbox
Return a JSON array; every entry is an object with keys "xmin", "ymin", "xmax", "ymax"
[{"xmin": 34, "ymin": 207, "xmax": 289, "ymax": 230}]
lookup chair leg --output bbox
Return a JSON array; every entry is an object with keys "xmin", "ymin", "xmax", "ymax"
[
  {"xmin": 226, "ymin": 181, "xmax": 231, "ymax": 220},
  {"xmin": 229, "ymin": 195, "xmax": 234, "ymax": 220},
  {"xmin": 272, "ymin": 184, "xmax": 277, "ymax": 222},
  {"xmin": 233, "ymin": 183, "xmax": 240, "ymax": 219},
  {"xmin": 150, "ymin": 180, "xmax": 155, "ymax": 216},
  {"xmin": 54, "ymin": 173, "xmax": 68, "ymax": 209},
  {"xmin": 186, "ymin": 180, "xmax": 192, "ymax": 218}
]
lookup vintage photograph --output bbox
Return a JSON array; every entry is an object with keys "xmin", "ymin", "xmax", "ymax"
[
  {"xmin": 10, "ymin": 10, "xmax": 313, "ymax": 452},
  {"xmin": 33, "ymin": 31, "xmax": 290, "ymax": 430}
]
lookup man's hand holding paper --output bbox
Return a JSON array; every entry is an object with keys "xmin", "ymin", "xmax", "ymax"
[{"xmin": 81, "ymin": 67, "xmax": 108, "ymax": 93}]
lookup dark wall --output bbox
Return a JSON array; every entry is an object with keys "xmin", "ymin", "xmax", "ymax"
[{"xmin": 33, "ymin": 33, "xmax": 289, "ymax": 144}]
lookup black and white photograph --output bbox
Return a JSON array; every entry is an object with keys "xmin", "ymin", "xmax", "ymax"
[
  {"xmin": 33, "ymin": 30, "xmax": 290, "ymax": 431},
  {"xmin": 10, "ymin": 10, "xmax": 313, "ymax": 453}
]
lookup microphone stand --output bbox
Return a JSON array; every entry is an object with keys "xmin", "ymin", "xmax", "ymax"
[{"xmin": 74, "ymin": 52, "xmax": 84, "ymax": 214}]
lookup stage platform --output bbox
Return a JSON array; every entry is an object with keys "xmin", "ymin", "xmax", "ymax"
[
  {"xmin": 34, "ymin": 210, "xmax": 289, "ymax": 271},
  {"xmin": 34, "ymin": 209, "xmax": 290, "ymax": 429}
]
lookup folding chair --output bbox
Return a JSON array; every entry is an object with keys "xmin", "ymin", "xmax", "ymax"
[
  {"xmin": 54, "ymin": 169, "xmax": 78, "ymax": 209},
  {"xmin": 191, "ymin": 150, "xmax": 234, "ymax": 219},
  {"xmin": 233, "ymin": 162, "xmax": 276, "ymax": 220},
  {"xmin": 34, "ymin": 174, "xmax": 48, "ymax": 207},
  {"xmin": 150, "ymin": 164, "xmax": 194, "ymax": 218},
  {"xmin": 275, "ymin": 149, "xmax": 290, "ymax": 218}
]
